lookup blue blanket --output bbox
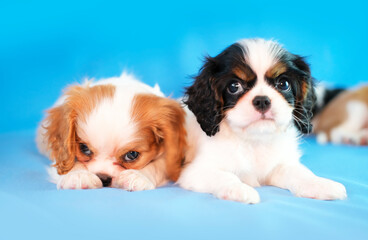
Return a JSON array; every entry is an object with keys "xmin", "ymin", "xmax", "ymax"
[{"xmin": 1, "ymin": 130, "xmax": 367, "ymax": 240}]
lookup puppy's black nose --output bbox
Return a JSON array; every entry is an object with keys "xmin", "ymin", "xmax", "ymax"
[
  {"xmin": 252, "ymin": 96, "xmax": 271, "ymax": 113},
  {"xmin": 96, "ymin": 173, "xmax": 112, "ymax": 187}
]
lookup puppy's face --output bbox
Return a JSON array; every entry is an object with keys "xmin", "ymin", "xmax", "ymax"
[
  {"xmin": 185, "ymin": 39, "xmax": 315, "ymax": 136},
  {"xmin": 44, "ymin": 83, "xmax": 186, "ymax": 184}
]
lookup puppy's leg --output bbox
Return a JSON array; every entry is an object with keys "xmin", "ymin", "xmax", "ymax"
[
  {"xmin": 266, "ymin": 164, "xmax": 347, "ymax": 200},
  {"xmin": 178, "ymin": 166, "xmax": 260, "ymax": 204},
  {"xmin": 112, "ymin": 158, "xmax": 167, "ymax": 191},
  {"xmin": 57, "ymin": 162, "xmax": 103, "ymax": 190}
]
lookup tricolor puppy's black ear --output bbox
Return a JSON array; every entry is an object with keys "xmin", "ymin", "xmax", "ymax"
[
  {"xmin": 184, "ymin": 56, "xmax": 224, "ymax": 136},
  {"xmin": 292, "ymin": 55, "xmax": 316, "ymax": 134}
]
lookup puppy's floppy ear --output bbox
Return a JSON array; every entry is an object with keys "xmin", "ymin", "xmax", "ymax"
[
  {"xmin": 185, "ymin": 56, "xmax": 224, "ymax": 136},
  {"xmin": 292, "ymin": 55, "xmax": 316, "ymax": 134},
  {"xmin": 132, "ymin": 94, "xmax": 187, "ymax": 182},
  {"xmin": 153, "ymin": 98, "xmax": 186, "ymax": 181},
  {"xmin": 44, "ymin": 89, "xmax": 79, "ymax": 175}
]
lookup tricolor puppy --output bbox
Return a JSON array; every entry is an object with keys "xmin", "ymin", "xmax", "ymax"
[
  {"xmin": 313, "ymin": 85, "xmax": 368, "ymax": 145},
  {"xmin": 178, "ymin": 39, "xmax": 347, "ymax": 203},
  {"xmin": 37, "ymin": 73, "xmax": 186, "ymax": 190}
]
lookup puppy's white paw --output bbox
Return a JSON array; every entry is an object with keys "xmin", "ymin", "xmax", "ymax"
[
  {"xmin": 293, "ymin": 177, "xmax": 347, "ymax": 200},
  {"xmin": 57, "ymin": 170, "xmax": 103, "ymax": 190},
  {"xmin": 115, "ymin": 170, "xmax": 155, "ymax": 191},
  {"xmin": 215, "ymin": 183, "xmax": 260, "ymax": 204},
  {"xmin": 331, "ymin": 128, "xmax": 368, "ymax": 146}
]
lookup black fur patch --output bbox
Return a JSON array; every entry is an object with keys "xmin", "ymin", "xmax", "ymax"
[
  {"xmin": 270, "ymin": 53, "xmax": 316, "ymax": 134},
  {"xmin": 185, "ymin": 44, "xmax": 256, "ymax": 136}
]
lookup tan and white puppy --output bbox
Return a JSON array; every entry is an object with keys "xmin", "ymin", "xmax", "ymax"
[
  {"xmin": 178, "ymin": 39, "xmax": 347, "ymax": 203},
  {"xmin": 37, "ymin": 73, "xmax": 186, "ymax": 190},
  {"xmin": 313, "ymin": 85, "xmax": 368, "ymax": 145}
]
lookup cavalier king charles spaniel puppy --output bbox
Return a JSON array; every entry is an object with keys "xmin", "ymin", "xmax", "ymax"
[
  {"xmin": 37, "ymin": 73, "xmax": 186, "ymax": 190},
  {"xmin": 177, "ymin": 39, "xmax": 347, "ymax": 203},
  {"xmin": 313, "ymin": 84, "xmax": 368, "ymax": 145}
]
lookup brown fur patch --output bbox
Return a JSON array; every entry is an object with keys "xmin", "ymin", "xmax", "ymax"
[
  {"xmin": 266, "ymin": 62, "xmax": 287, "ymax": 79},
  {"xmin": 233, "ymin": 67, "xmax": 248, "ymax": 80},
  {"xmin": 75, "ymin": 136, "xmax": 95, "ymax": 163},
  {"xmin": 313, "ymin": 86, "xmax": 368, "ymax": 139},
  {"xmin": 115, "ymin": 130, "xmax": 163, "ymax": 170},
  {"xmin": 44, "ymin": 84, "xmax": 115, "ymax": 175},
  {"xmin": 128, "ymin": 94, "xmax": 187, "ymax": 181},
  {"xmin": 300, "ymin": 81, "xmax": 309, "ymax": 101},
  {"xmin": 232, "ymin": 65, "xmax": 256, "ymax": 82},
  {"xmin": 65, "ymin": 84, "xmax": 115, "ymax": 123}
]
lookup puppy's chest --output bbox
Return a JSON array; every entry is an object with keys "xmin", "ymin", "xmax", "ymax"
[{"xmin": 233, "ymin": 141, "xmax": 288, "ymax": 184}]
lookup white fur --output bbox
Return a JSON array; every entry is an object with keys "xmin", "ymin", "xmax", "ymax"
[
  {"xmin": 178, "ymin": 39, "xmax": 347, "ymax": 203},
  {"xmin": 238, "ymin": 38, "xmax": 285, "ymax": 77},
  {"xmin": 37, "ymin": 72, "xmax": 167, "ymax": 191},
  {"xmin": 314, "ymin": 83, "xmax": 327, "ymax": 110},
  {"xmin": 316, "ymin": 132, "xmax": 328, "ymax": 144}
]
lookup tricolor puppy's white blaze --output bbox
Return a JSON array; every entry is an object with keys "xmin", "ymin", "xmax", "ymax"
[
  {"xmin": 239, "ymin": 38, "xmax": 285, "ymax": 76},
  {"xmin": 37, "ymin": 73, "xmax": 186, "ymax": 190},
  {"xmin": 179, "ymin": 38, "xmax": 347, "ymax": 203}
]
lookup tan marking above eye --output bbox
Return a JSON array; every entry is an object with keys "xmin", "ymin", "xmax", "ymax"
[
  {"xmin": 266, "ymin": 62, "xmax": 287, "ymax": 79},
  {"xmin": 232, "ymin": 66, "xmax": 256, "ymax": 81},
  {"xmin": 233, "ymin": 67, "xmax": 248, "ymax": 80}
]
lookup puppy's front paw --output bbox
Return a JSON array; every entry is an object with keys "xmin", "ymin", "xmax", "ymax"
[
  {"xmin": 293, "ymin": 177, "xmax": 347, "ymax": 200},
  {"xmin": 114, "ymin": 170, "xmax": 155, "ymax": 191},
  {"xmin": 57, "ymin": 170, "xmax": 103, "ymax": 190},
  {"xmin": 331, "ymin": 128, "xmax": 368, "ymax": 145},
  {"xmin": 215, "ymin": 183, "xmax": 260, "ymax": 204}
]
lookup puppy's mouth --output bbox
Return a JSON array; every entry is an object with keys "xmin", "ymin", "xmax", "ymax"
[
  {"xmin": 249, "ymin": 117, "xmax": 275, "ymax": 127},
  {"xmin": 260, "ymin": 114, "xmax": 274, "ymax": 121},
  {"xmin": 254, "ymin": 112, "xmax": 275, "ymax": 122},
  {"xmin": 242, "ymin": 113, "xmax": 277, "ymax": 132}
]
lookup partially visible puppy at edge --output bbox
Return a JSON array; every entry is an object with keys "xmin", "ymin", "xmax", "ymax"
[
  {"xmin": 36, "ymin": 72, "xmax": 186, "ymax": 190},
  {"xmin": 178, "ymin": 38, "xmax": 347, "ymax": 203},
  {"xmin": 313, "ymin": 84, "xmax": 368, "ymax": 145}
]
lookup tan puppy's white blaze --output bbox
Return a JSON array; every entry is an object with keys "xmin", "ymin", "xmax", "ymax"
[
  {"xmin": 37, "ymin": 73, "xmax": 186, "ymax": 190},
  {"xmin": 178, "ymin": 39, "xmax": 347, "ymax": 203}
]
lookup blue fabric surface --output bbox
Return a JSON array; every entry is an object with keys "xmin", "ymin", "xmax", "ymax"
[{"xmin": 0, "ymin": 130, "xmax": 367, "ymax": 240}]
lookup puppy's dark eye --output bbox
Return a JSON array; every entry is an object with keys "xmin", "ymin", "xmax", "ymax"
[
  {"xmin": 227, "ymin": 81, "xmax": 244, "ymax": 95},
  {"xmin": 79, "ymin": 143, "xmax": 93, "ymax": 156},
  {"xmin": 123, "ymin": 151, "xmax": 140, "ymax": 162},
  {"xmin": 276, "ymin": 78, "xmax": 290, "ymax": 91}
]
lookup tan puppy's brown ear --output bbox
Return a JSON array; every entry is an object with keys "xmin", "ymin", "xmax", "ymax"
[
  {"xmin": 44, "ymin": 104, "xmax": 77, "ymax": 175},
  {"xmin": 132, "ymin": 94, "xmax": 187, "ymax": 182},
  {"xmin": 154, "ymin": 98, "xmax": 186, "ymax": 181},
  {"xmin": 43, "ymin": 86, "xmax": 85, "ymax": 175}
]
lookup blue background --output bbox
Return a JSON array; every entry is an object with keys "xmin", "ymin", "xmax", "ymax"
[
  {"xmin": 1, "ymin": 1, "xmax": 368, "ymax": 240},
  {"xmin": 1, "ymin": 0, "xmax": 368, "ymax": 133}
]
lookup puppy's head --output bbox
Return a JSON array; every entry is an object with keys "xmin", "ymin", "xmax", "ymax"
[
  {"xmin": 185, "ymin": 38, "xmax": 315, "ymax": 136},
  {"xmin": 44, "ymin": 81, "xmax": 186, "ymax": 183}
]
